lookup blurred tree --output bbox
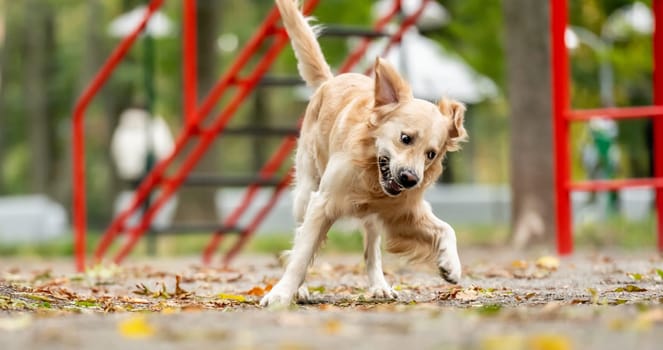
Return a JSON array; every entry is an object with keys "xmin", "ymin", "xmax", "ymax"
[
  {"xmin": 502, "ymin": 0, "xmax": 555, "ymax": 247},
  {"xmin": 0, "ymin": 2, "xmax": 7, "ymax": 193},
  {"xmin": 23, "ymin": 0, "xmax": 57, "ymax": 194}
]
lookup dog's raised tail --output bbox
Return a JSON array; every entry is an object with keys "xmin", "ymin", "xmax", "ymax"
[{"xmin": 275, "ymin": 0, "xmax": 333, "ymax": 88}]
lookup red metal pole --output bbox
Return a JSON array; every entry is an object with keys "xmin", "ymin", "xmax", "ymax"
[
  {"xmin": 653, "ymin": 0, "xmax": 663, "ymax": 252},
  {"xmin": 550, "ymin": 0, "xmax": 573, "ymax": 255},
  {"xmin": 72, "ymin": 0, "xmax": 164, "ymax": 272},
  {"xmin": 183, "ymin": 0, "xmax": 197, "ymax": 125}
]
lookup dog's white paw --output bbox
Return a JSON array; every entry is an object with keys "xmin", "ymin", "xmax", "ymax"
[
  {"xmin": 438, "ymin": 252, "xmax": 461, "ymax": 284},
  {"xmin": 260, "ymin": 285, "xmax": 295, "ymax": 307},
  {"xmin": 369, "ymin": 285, "xmax": 398, "ymax": 299},
  {"xmin": 296, "ymin": 285, "xmax": 310, "ymax": 302}
]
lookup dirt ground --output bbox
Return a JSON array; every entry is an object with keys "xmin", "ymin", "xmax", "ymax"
[{"xmin": 1, "ymin": 247, "xmax": 663, "ymax": 349}]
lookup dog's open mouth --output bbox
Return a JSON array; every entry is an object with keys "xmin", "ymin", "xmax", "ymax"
[{"xmin": 378, "ymin": 156, "xmax": 404, "ymax": 196}]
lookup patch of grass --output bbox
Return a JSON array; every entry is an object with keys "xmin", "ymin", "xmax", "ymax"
[{"xmin": 575, "ymin": 215, "xmax": 656, "ymax": 249}]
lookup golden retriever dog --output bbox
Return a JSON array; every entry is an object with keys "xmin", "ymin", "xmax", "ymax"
[{"xmin": 262, "ymin": 0, "xmax": 468, "ymax": 306}]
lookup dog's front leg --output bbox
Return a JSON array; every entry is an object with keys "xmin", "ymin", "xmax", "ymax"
[
  {"xmin": 433, "ymin": 218, "xmax": 462, "ymax": 284},
  {"xmin": 363, "ymin": 217, "xmax": 398, "ymax": 299},
  {"xmin": 261, "ymin": 191, "xmax": 333, "ymax": 307},
  {"xmin": 386, "ymin": 202, "xmax": 461, "ymax": 284}
]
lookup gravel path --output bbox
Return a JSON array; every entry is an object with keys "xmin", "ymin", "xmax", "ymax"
[{"xmin": 1, "ymin": 247, "xmax": 663, "ymax": 349}]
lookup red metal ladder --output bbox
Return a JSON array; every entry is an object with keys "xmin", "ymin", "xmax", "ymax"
[{"xmin": 550, "ymin": 0, "xmax": 663, "ymax": 254}]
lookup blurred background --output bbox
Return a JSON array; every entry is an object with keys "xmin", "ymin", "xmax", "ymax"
[{"xmin": 0, "ymin": 0, "xmax": 658, "ymax": 257}]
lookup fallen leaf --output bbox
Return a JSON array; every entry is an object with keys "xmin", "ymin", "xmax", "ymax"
[
  {"xmin": 174, "ymin": 275, "xmax": 192, "ymax": 299},
  {"xmin": 456, "ymin": 288, "xmax": 479, "ymax": 302},
  {"xmin": 322, "ymin": 319, "xmax": 342, "ymax": 335},
  {"xmin": 527, "ymin": 334, "xmax": 572, "ymax": 350},
  {"xmin": 627, "ymin": 273, "xmax": 643, "ymax": 281},
  {"xmin": 511, "ymin": 260, "xmax": 529, "ymax": 269},
  {"xmin": 218, "ymin": 293, "xmax": 247, "ymax": 302},
  {"xmin": 133, "ymin": 283, "xmax": 151, "ymax": 296},
  {"xmin": 481, "ymin": 335, "xmax": 524, "ymax": 350},
  {"xmin": 613, "ymin": 285, "xmax": 647, "ymax": 293},
  {"xmin": 307, "ymin": 285, "xmax": 326, "ymax": 294},
  {"xmin": 656, "ymin": 269, "xmax": 663, "ymax": 279},
  {"xmin": 117, "ymin": 314, "xmax": 155, "ymax": 339},
  {"xmin": 536, "ymin": 256, "xmax": 560, "ymax": 270},
  {"xmin": 587, "ymin": 288, "xmax": 599, "ymax": 304},
  {"xmin": 246, "ymin": 286, "xmax": 266, "ymax": 297}
]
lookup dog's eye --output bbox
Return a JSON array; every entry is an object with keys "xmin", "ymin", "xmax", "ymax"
[
  {"xmin": 426, "ymin": 151, "xmax": 436, "ymax": 160},
  {"xmin": 400, "ymin": 133, "xmax": 412, "ymax": 145}
]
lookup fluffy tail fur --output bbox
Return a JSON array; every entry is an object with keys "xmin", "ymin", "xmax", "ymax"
[{"xmin": 275, "ymin": 0, "xmax": 333, "ymax": 88}]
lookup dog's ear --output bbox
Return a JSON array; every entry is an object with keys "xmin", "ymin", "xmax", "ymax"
[
  {"xmin": 438, "ymin": 98, "xmax": 468, "ymax": 152},
  {"xmin": 374, "ymin": 57, "xmax": 412, "ymax": 107}
]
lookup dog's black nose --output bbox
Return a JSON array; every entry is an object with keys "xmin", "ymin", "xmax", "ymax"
[{"xmin": 397, "ymin": 169, "xmax": 419, "ymax": 188}]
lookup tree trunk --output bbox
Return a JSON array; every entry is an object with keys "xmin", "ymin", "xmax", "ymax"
[
  {"xmin": 0, "ymin": 4, "xmax": 8, "ymax": 193},
  {"xmin": 502, "ymin": 0, "xmax": 555, "ymax": 247},
  {"xmin": 23, "ymin": 0, "xmax": 55, "ymax": 194},
  {"xmin": 175, "ymin": 0, "xmax": 221, "ymax": 222}
]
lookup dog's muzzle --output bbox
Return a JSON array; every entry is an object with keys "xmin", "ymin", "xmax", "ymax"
[{"xmin": 378, "ymin": 156, "xmax": 405, "ymax": 196}]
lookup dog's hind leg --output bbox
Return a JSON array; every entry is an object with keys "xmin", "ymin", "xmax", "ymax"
[{"xmin": 362, "ymin": 216, "xmax": 398, "ymax": 299}]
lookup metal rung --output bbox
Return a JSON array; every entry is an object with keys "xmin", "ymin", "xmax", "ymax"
[
  {"xmin": 258, "ymin": 75, "xmax": 305, "ymax": 86},
  {"xmin": 569, "ymin": 177, "xmax": 663, "ymax": 191},
  {"xmin": 319, "ymin": 25, "xmax": 388, "ymax": 38},
  {"xmin": 566, "ymin": 105, "xmax": 663, "ymax": 121},
  {"xmin": 185, "ymin": 174, "xmax": 282, "ymax": 187},
  {"xmin": 223, "ymin": 126, "xmax": 299, "ymax": 137},
  {"xmin": 153, "ymin": 223, "xmax": 243, "ymax": 234}
]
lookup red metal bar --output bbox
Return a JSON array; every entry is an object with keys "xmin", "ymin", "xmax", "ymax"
[
  {"xmin": 567, "ymin": 105, "xmax": 663, "ymax": 121},
  {"xmin": 550, "ymin": 0, "xmax": 572, "ymax": 255},
  {"xmin": 569, "ymin": 178, "xmax": 663, "ymax": 191},
  {"xmin": 112, "ymin": 29, "xmax": 293, "ymax": 264},
  {"xmin": 338, "ymin": 0, "xmax": 402, "ymax": 73},
  {"xmin": 183, "ymin": 0, "xmax": 197, "ymax": 124},
  {"xmin": 214, "ymin": 0, "xmax": 432, "ymax": 264},
  {"xmin": 72, "ymin": 0, "xmax": 164, "ymax": 272},
  {"xmin": 653, "ymin": 0, "xmax": 663, "ymax": 252}
]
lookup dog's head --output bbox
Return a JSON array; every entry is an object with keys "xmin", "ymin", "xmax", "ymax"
[{"xmin": 370, "ymin": 58, "xmax": 468, "ymax": 197}]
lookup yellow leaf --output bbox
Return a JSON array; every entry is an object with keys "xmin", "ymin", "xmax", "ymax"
[
  {"xmin": 527, "ymin": 334, "xmax": 572, "ymax": 350},
  {"xmin": 536, "ymin": 256, "xmax": 560, "ymax": 270},
  {"xmin": 511, "ymin": 260, "xmax": 529, "ymax": 269},
  {"xmin": 118, "ymin": 314, "xmax": 155, "ymax": 339},
  {"xmin": 481, "ymin": 335, "xmax": 525, "ymax": 350},
  {"xmin": 323, "ymin": 319, "xmax": 342, "ymax": 335},
  {"xmin": 218, "ymin": 293, "xmax": 247, "ymax": 302}
]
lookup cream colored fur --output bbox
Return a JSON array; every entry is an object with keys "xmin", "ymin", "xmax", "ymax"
[{"xmin": 263, "ymin": 0, "xmax": 468, "ymax": 306}]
